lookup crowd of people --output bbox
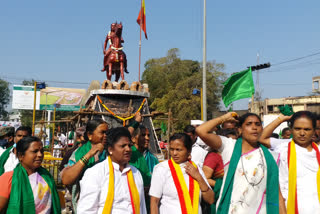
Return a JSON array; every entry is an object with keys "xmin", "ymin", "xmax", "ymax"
[{"xmin": 0, "ymin": 110, "xmax": 319, "ymax": 214}]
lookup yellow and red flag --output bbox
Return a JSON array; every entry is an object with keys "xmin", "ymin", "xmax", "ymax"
[{"xmin": 137, "ymin": 0, "xmax": 147, "ymax": 39}]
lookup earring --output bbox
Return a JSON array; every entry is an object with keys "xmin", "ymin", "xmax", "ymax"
[{"xmin": 110, "ymin": 152, "xmax": 113, "ymax": 155}]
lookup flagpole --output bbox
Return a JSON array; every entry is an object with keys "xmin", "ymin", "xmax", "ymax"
[
  {"xmin": 250, "ymin": 53, "xmax": 259, "ymax": 113},
  {"xmin": 138, "ymin": 0, "xmax": 142, "ymax": 82},
  {"xmin": 202, "ymin": 0, "xmax": 207, "ymax": 121}
]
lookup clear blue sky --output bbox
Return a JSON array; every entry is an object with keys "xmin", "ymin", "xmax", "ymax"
[{"xmin": 1, "ymin": 0, "xmax": 320, "ymax": 110}]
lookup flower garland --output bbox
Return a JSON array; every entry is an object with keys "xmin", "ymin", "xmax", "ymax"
[{"xmin": 97, "ymin": 95, "xmax": 146, "ymax": 126}]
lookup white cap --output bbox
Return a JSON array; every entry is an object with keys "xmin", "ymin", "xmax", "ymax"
[{"xmin": 190, "ymin": 120, "xmax": 204, "ymax": 126}]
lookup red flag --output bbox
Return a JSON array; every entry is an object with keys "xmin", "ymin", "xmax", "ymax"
[{"xmin": 137, "ymin": 0, "xmax": 147, "ymax": 39}]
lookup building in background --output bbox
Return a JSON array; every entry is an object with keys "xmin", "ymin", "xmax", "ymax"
[
  {"xmin": 313, "ymin": 76, "xmax": 320, "ymax": 93},
  {"xmin": 9, "ymin": 110, "xmax": 21, "ymax": 123},
  {"xmin": 250, "ymin": 77, "xmax": 320, "ymax": 118},
  {"xmin": 250, "ymin": 95, "xmax": 320, "ymax": 116}
]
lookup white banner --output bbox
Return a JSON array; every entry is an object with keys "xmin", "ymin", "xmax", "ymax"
[{"xmin": 12, "ymin": 85, "xmax": 40, "ymax": 110}]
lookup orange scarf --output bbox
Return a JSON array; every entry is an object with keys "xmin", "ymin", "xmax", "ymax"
[
  {"xmin": 102, "ymin": 156, "xmax": 140, "ymax": 214},
  {"xmin": 287, "ymin": 141, "xmax": 320, "ymax": 214},
  {"xmin": 168, "ymin": 158, "xmax": 200, "ymax": 214}
]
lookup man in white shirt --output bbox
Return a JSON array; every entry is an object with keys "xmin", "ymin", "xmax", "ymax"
[
  {"xmin": 188, "ymin": 120, "xmax": 210, "ymax": 168},
  {"xmin": 0, "ymin": 126, "xmax": 31, "ymax": 175},
  {"xmin": 58, "ymin": 132, "xmax": 67, "ymax": 146}
]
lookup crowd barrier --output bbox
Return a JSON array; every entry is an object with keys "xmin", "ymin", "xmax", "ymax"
[{"xmin": 42, "ymin": 152, "xmax": 64, "ymax": 188}]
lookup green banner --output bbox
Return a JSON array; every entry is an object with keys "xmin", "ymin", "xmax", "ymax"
[
  {"xmin": 39, "ymin": 104, "xmax": 83, "ymax": 111},
  {"xmin": 13, "ymin": 86, "xmax": 40, "ymax": 91}
]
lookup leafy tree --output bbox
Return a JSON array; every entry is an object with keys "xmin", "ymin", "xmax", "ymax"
[
  {"xmin": 0, "ymin": 79, "xmax": 10, "ymax": 120},
  {"xmin": 142, "ymin": 48, "xmax": 226, "ymax": 131}
]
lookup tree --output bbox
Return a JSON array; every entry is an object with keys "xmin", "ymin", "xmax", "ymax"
[
  {"xmin": 0, "ymin": 79, "xmax": 10, "ymax": 120},
  {"xmin": 142, "ymin": 48, "xmax": 226, "ymax": 131}
]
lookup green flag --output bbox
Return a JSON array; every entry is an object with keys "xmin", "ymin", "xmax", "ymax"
[
  {"xmin": 160, "ymin": 122, "xmax": 167, "ymax": 134},
  {"xmin": 279, "ymin": 105, "xmax": 294, "ymax": 116},
  {"xmin": 222, "ymin": 67, "xmax": 255, "ymax": 107}
]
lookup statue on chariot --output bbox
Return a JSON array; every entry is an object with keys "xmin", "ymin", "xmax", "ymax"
[{"xmin": 101, "ymin": 22, "xmax": 128, "ymax": 82}]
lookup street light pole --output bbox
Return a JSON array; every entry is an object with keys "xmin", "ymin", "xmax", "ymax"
[
  {"xmin": 51, "ymin": 106, "xmax": 56, "ymax": 153},
  {"xmin": 43, "ymin": 90, "xmax": 61, "ymax": 146},
  {"xmin": 202, "ymin": 0, "xmax": 207, "ymax": 121},
  {"xmin": 32, "ymin": 81, "xmax": 37, "ymax": 136},
  {"xmin": 43, "ymin": 92, "xmax": 49, "ymax": 145}
]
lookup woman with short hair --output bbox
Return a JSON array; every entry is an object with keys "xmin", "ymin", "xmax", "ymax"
[
  {"xmin": 77, "ymin": 127, "xmax": 147, "ymax": 214},
  {"xmin": 149, "ymin": 133, "xmax": 213, "ymax": 214},
  {"xmin": 0, "ymin": 136, "xmax": 61, "ymax": 213}
]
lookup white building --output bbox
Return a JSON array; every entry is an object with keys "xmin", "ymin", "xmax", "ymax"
[{"xmin": 9, "ymin": 110, "xmax": 21, "ymax": 123}]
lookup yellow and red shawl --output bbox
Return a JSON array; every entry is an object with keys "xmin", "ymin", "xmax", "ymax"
[
  {"xmin": 168, "ymin": 158, "xmax": 200, "ymax": 214},
  {"xmin": 287, "ymin": 141, "xmax": 320, "ymax": 214}
]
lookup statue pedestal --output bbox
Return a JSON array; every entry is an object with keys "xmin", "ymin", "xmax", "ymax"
[{"xmin": 85, "ymin": 85, "xmax": 161, "ymax": 155}]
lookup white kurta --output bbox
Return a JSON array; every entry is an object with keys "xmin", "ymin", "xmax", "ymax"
[
  {"xmin": 269, "ymin": 137, "xmax": 290, "ymax": 153},
  {"xmin": 216, "ymin": 136, "xmax": 279, "ymax": 214},
  {"xmin": 0, "ymin": 147, "xmax": 19, "ymax": 173},
  {"xmin": 191, "ymin": 137, "xmax": 209, "ymax": 168},
  {"xmin": 149, "ymin": 160, "xmax": 210, "ymax": 214},
  {"xmin": 271, "ymin": 139, "xmax": 320, "ymax": 214},
  {"xmin": 77, "ymin": 159, "xmax": 147, "ymax": 214}
]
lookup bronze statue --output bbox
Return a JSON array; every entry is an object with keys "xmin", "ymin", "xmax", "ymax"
[{"xmin": 101, "ymin": 22, "xmax": 128, "ymax": 82}]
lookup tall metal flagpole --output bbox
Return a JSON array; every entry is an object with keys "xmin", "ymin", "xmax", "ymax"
[
  {"xmin": 138, "ymin": 0, "xmax": 142, "ymax": 82},
  {"xmin": 202, "ymin": 0, "xmax": 207, "ymax": 121},
  {"xmin": 32, "ymin": 81, "xmax": 37, "ymax": 136}
]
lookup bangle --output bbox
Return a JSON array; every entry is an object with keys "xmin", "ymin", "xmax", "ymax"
[
  {"xmin": 79, "ymin": 159, "xmax": 86, "ymax": 166},
  {"xmin": 201, "ymin": 186, "xmax": 210, "ymax": 193},
  {"xmin": 129, "ymin": 120, "xmax": 140, "ymax": 129},
  {"xmin": 80, "ymin": 156, "xmax": 89, "ymax": 165},
  {"xmin": 277, "ymin": 117, "xmax": 282, "ymax": 123}
]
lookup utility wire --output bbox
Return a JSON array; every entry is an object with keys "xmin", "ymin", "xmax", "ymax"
[
  {"xmin": 1, "ymin": 76, "xmax": 89, "ymax": 85},
  {"xmin": 272, "ymin": 50, "xmax": 320, "ymax": 67},
  {"xmin": 264, "ymin": 83, "xmax": 309, "ymax": 86},
  {"xmin": 262, "ymin": 61, "xmax": 320, "ymax": 73}
]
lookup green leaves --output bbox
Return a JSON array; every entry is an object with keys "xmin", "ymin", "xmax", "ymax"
[
  {"xmin": 142, "ymin": 48, "xmax": 226, "ymax": 131},
  {"xmin": 0, "ymin": 79, "xmax": 10, "ymax": 120}
]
